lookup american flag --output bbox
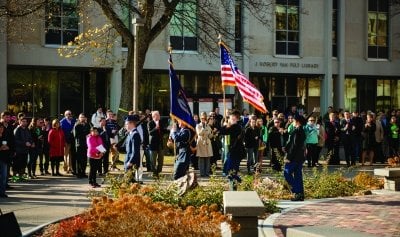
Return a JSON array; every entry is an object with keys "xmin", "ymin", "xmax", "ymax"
[
  {"xmin": 220, "ymin": 44, "xmax": 237, "ymax": 86},
  {"xmin": 219, "ymin": 43, "xmax": 267, "ymax": 114}
]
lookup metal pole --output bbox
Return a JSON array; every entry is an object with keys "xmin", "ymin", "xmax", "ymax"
[
  {"xmin": 133, "ymin": 21, "xmax": 139, "ymax": 112},
  {"xmin": 132, "ymin": 17, "xmax": 144, "ymax": 112}
]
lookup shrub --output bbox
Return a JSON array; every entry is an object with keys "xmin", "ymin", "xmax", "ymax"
[
  {"xmin": 303, "ymin": 166, "xmax": 359, "ymax": 198},
  {"xmin": 41, "ymin": 195, "xmax": 239, "ymax": 237},
  {"xmin": 353, "ymin": 172, "xmax": 384, "ymax": 190}
]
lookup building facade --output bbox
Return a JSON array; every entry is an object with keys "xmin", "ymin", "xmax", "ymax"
[{"xmin": 0, "ymin": 0, "xmax": 400, "ymax": 118}]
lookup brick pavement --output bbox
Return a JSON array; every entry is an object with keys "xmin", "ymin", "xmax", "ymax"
[{"xmin": 273, "ymin": 191, "xmax": 400, "ymax": 237}]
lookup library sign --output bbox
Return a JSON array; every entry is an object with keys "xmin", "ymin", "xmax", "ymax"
[{"xmin": 255, "ymin": 61, "xmax": 320, "ymax": 69}]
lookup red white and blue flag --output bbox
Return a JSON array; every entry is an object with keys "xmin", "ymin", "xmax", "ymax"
[{"xmin": 219, "ymin": 42, "xmax": 267, "ymax": 114}]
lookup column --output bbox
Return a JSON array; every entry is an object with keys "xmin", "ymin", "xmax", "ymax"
[
  {"xmin": 0, "ymin": 0, "xmax": 7, "ymax": 111},
  {"xmin": 110, "ymin": 38, "xmax": 122, "ymax": 114},
  {"xmin": 321, "ymin": 0, "xmax": 333, "ymax": 114},
  {"xmin": 335, "ymin": 0, "xmax": 346, "ymax": 109}
]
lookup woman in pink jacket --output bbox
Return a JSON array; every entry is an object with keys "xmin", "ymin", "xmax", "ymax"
[
  {"xmin": 86, "ymin": 127, "xmax": 104, "ymax": 188},
  {"xmin": 48, "ymin": 119, "xmax": 65, "ymax": 176}
]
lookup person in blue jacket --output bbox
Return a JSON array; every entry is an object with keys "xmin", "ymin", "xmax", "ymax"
[
  {"xmin": 170, "ymin": 120, "xmax": 192, "ymax": 180},
  {"xmin": 124, "ymin": 115, "xmax": 141, "ymax": 171}
]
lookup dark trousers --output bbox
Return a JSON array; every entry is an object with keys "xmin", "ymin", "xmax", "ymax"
[
  {"xmin": 100, "ymin": 151, "xmax": 109, "ymax": 174},
  {"xmin": 50, "ymin": 157, "xmax": 62, "ymax": 175},
  {"xmin": 173, "ymin": 149, "xmax": 190, "ymax": 180},
  {"xmin": 327, "ymin": 143, "xmax": 340, "ymax": 165},
  {"xmin": 13, "ymin": 153, "xmax": 28, "ymax": 176},
  {"xmin": 70, "ymin": 144, "xmax": 77, "ymax": 174},
  {"xmin": 223, "ymin": 152, "xmax": 241, "ymax": 175},
  {"xmin": 342, "ymin": 137, "xmax": 353, "ymax": 166},
  {"xmin": 28, "ymin": 150, "xmax": 38, "ymax": 176},
  {"xmin": 270, "ymin": 147, "xmax": 283, "ymax": 171},
  {"xmin": 76, "ymin": 146, "xmax": 87, "ymax": 176},
  {"xmin": 284, "ymin": 161, "xmax": 304, "ymax": 194},
  {"xmin": 375, "ymin": 142, "xmax": 385, "ymax": 163},
  {"xmin": 306, "ymin": 143, "xmax": 319, "ymax": 167},
  {"xmin": 89, "ymin": 158, "xmax": 101, "ymax": 184},
  {"xmin": 39, "ymin": 151, "xmax": 50, "ymax": 173}
]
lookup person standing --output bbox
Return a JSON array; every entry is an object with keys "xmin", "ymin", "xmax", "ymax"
[
  {"xmin": 325, "ymin": 112, "xmax": 341, "ymax": 165},
  {"xmin": 388, "ymin": 116, "xmax": 399, "ymax": 158},
  {"xmin": 340, "ymin": 111, "xmax": 354, "ymax": 166},
  {"xmin": 48, "ymin": 119, "xmax": 65, "ymax": 176},
  {"xmin": 268, "ymin": 119, "xmax": 284, "ymax": 171},
  {"xmin": 219, "ymin": 110, "xmax": 245, "ymax": 176},
  {"xmin": 27, "ymin": 117, "xmax": 43, "ymax": 178},
  {"xmin": 171, "ymin": 120, "xmax": 192, "ymax": 180},
  {"xmin": 60, "ymin": 110, "xmax": 76, "ymax": 173},
  {"xmin": 148, "ymin": 111, "xmax": 165, "ymax": 178},
  {"xmin": 39, "ymin": 117, "xmax": 51, "ymax": 175},
  {"xmin": 1, "ymin": 111, "xmax": 15, "ymax": 190},
  {"xmin": 375, "ymin": 113, "xmax": 385, "ymax": 164},
  {"xmin": 305, "ymin": 116, "xmax": 319, "ymax": 167},
  {"xmin": 0, "ymin": 123, "xmax": 12, "ymax": 197},
  {"xmin": 87, "ymin": 127, "xmax": 104, "ymax": 188},
  {"xmin": 361, "ymin": 113, "xmax": 376, "ymax": 166},
  {"xmin": 73, "ymin": 113, "xmax": 91, "ymax": 178},
  {"xmin": 124, "ymin": 115, "xmax": 141, "ymax": 171},
  {"xmin": 13, "ymin": 117, "xmax": 33, "ymax": 178},
  {"xmin": 91, "ymin": 106, "xmax": 105, "ymax": 128},
  {"xmin": 196, "ymin": 112, "xmax": 213, "ymax": 177},
  {"xmin": 351, "ymin": 111, "xmax": 364, "ymax": 165},
  {"xmin": 284, "ymin": 115, "xmax": 306, "ymax": 201},
  {"xmin": 98, "ymin": 117, "xmax": 110, "ymax": 175},
  {"xmin": 209, "ymin": 113, "xmax": 221, "ymax": 171},
  {"xmin": 244, "ymin": 117, "xmax": 259, "ymax": 174}
]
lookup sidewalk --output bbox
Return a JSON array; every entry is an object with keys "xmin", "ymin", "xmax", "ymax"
[
  {"xmin": 261, "ymin": 189, "xmax": 400, "ymax": 237},
  {"xmin": 0, "ymin": 162, "xmax": 398, "ymax": 236},
  {"xmin": 0, "ymin": 175, "xmax": 92, "ymax": 235}
]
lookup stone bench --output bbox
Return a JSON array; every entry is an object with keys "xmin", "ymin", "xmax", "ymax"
[
  {"xmin": 374, "ymin": 168, "xmax": 400, "ymax": 191},
  {"xmin": 223, "ymin": 191, "xmax": 265, "ymax": 237}
]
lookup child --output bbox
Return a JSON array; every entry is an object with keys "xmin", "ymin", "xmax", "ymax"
[{"xmin": 86, "ymin": 127, "xmax": 104, "ymax": 188}]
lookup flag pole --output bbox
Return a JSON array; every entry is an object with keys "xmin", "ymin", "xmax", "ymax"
[
  {"xmin": 168, "ymin": 45, "xmax": 177, "ymax": 163},
  {"xmin": 218, "ymin": 34, "xmax": 229, "ymax": 174},
  {"xmin": 218, "ymin": 34, "xmax": 227, "ymax": 120}
]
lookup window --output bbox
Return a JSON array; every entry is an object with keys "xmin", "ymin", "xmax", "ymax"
[
  {"xmin": 235, "ymin": 0, "xmax": 242, "ymax": 53},
  {"xmin": 368, "ymin": 0, "xmax": 389, "ymax": 59},
  {"xmin": 332, "ymin": 0, "xmax": 338, "ymax": 57},
  {"xmin": 45, "ymin": 0, "xmax": 79, "ymax": 45},
  {"xmin": 170, "ymin": 1, "xmax": 198, "ymax": 51},
  {"xmin": 275, "ymin": 0, "xmax": 300, "ymax": 55}
]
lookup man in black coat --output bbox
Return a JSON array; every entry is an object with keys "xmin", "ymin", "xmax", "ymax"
[
  {"xmin": 284, "ymin": 115, "xmax": 306, "ymax": 201},
  {"xmin": 148, "ymin": 111, "xmax": 166, "ymax": 177}
]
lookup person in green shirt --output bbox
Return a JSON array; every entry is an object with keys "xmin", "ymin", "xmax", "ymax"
[{"xmin": 389, "ymin": 116, "xmax": 399, "ymax": 157}]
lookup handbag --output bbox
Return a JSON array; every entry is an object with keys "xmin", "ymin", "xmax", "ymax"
[{"xmin": 0, "ymin": 209, "xmax": 22, "ymax": 237}]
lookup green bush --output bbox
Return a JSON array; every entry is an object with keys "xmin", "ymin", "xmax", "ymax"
[{"xmin": 303, "ymin": 166, "xmax": 359, "ymax": 198}]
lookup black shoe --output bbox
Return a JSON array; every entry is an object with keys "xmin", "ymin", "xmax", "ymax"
[
  {"xmin": 0, "ymin": 193, "xmax": 8, "ymax": 198},
  {"xmin": 45, "ymin": 171, "xmax": 51, "ymax": 175},
  {"xmin": 291, "ymin": 193, "xmax": 304, "ymax": 201},
  {"xmin": 56, "ymin": 173, "xmax": 63, "ymax": 176}
]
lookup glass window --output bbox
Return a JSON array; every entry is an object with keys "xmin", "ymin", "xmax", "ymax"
[
  {"xmin": 45, "ymin": 0, "xmax": 79, "ymax": 45},
  {"xmin": 275, "ymin": 0, "xmax": 299, "ymax": 55},
  {"xmin": 344, "ymin": 78, "xmax": 357, "ymax": 112},
  {"xmin": 235, "ymin": 0, "xmax": 242, "ymax": 53},
  {"xmin": 368, "ymin": 0, "xmax": 389, "ymax": 59},
  {"xmin": 169, "ymin": 0, "xmax": 198, "ymax": 51},
  {"xmin": 376, "ymin": 79, "xmax": 391, "ymax": 112}
]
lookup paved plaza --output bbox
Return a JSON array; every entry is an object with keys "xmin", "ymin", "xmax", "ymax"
[{"xmin": 0, "ymin": 163, "xmax": 399, "ymax": 236}]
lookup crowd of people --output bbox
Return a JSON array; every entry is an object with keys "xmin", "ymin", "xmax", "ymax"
[{"xmin": 0, "ymin": 104, "xmax": 399, "ymax": 201}]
